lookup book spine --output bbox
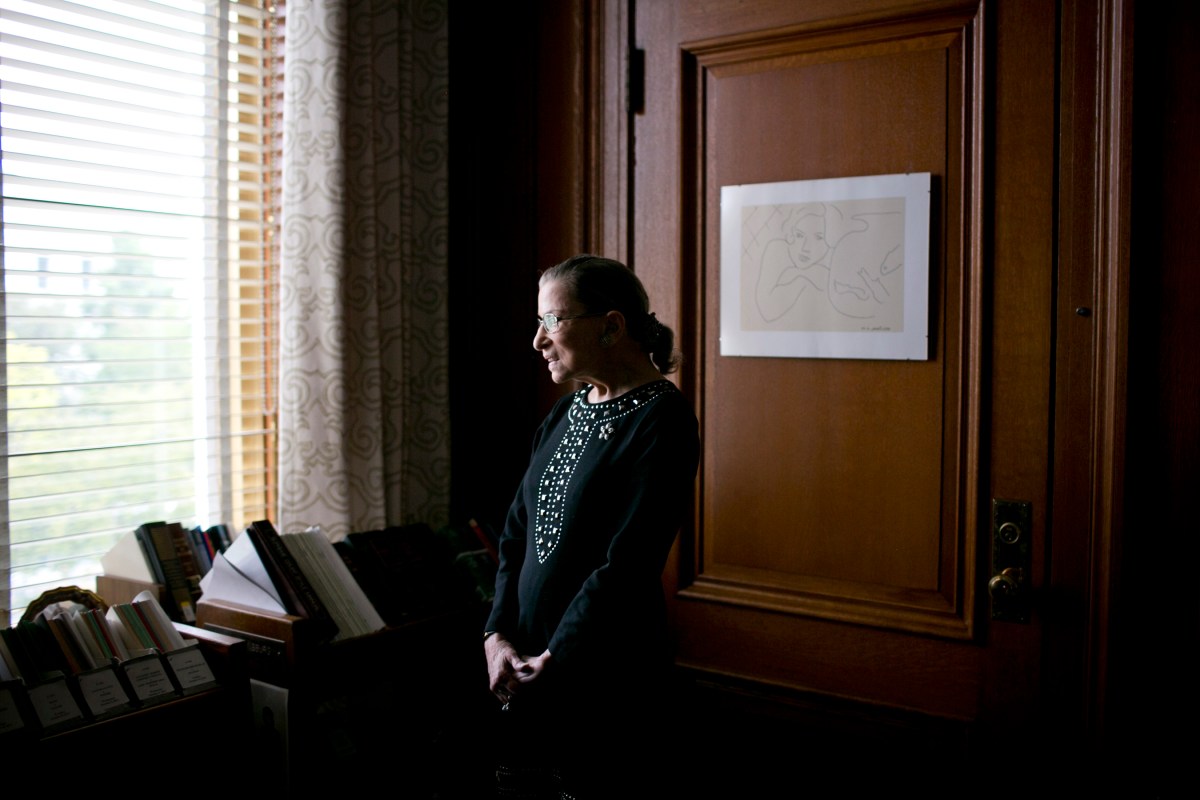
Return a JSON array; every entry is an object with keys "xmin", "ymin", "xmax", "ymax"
[
  {"xmin": 103, "ymin": 608, "xmax": 135, "ymax": 659},
  {"xmin": 167, "ymin": 522, "xmax": 204, "ymax": 603},
  {"xmin": 209, "ymin": 524, "xmax": 232, "ymax": 552},
  {"xmin": 82, "ymin": 609, "xmax": 116, "ymax": 662},
  {"xmin": 131, "ymin": 602, "xmax": 169, "ymax": 651},
  {"xmin": 133, "ymin": 594, "xmax": 185, "ymax": 652},
  {"xmin": 61, "ymin": 612, "xmax": 99, "ymax": 671},
  {"xmin": 188, "ymin": 526, "xmax": 213, "ymax": 574},
  {"xmin": 148, "ymin": 523, "xmax": 198, "ymax": 623},
  {"xmin": 97, "ymin": 609, "xmax": 127, "ymax": 660},
  {"xmin": 43, "ymin": 617, "xmax": 85, "ymax": 674},
  {"xmin": 115, "ymin": 604, "xmax": 157, "ymax": 651},
  {"xmin": 245, "ymin": 521, "xmax": 334, "ymax": 628},
  {"xmin": 67, "ymin": 612, "xmax": 103, "ymax": 669},
  {"xmin": 135, "ymin": 522, "xmax": 169, "ymax": 587}
]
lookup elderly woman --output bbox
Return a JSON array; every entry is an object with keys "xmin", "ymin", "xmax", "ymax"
[{"xmin": 483, "ymin": 254, "xmax": 700, "ymax": 798}]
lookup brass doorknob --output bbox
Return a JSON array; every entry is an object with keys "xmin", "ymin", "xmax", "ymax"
[{"xmin": 988, "ymin": 567, "xmax": 1025, "ymax": 599}]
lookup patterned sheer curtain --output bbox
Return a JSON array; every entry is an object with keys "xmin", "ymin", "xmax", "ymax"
[{"xmin": 278, "ymin": 0, "xmax": 449, "ymax": 537}]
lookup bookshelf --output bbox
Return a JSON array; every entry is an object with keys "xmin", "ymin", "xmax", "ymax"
[
  {"xmin": 196, "ymin": 597, "xmax": 496, "ymax": 794},
  {"xmin": 82, "ymin": 519, "xmax": 500, "ymax": 792}
]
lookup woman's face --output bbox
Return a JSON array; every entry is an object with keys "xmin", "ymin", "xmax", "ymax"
[
  {"xmin": 533, "ymin": 279, "xmax": 605, "ymax": 385},
  {"xmin": 787, "ymin": 213, "xmax": 828, "ymax": 266}
]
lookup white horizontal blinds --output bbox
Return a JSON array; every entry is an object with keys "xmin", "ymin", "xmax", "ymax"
[{"xmin": 0, "ymin": 0, "xmax": 281, "ymax": 624}]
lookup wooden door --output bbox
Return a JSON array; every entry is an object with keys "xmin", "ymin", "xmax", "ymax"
[{"xmin": 628, "ymin": 0, "xmax": 1104, "ymax": 766}]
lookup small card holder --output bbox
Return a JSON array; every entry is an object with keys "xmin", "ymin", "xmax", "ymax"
[
  {"xmin": 75, "ymin": 663, "xmax": 136, "ymax": 720},
  {"xmin": 26, "ymin": 672, "xmax": 87, "ymax": 734},
  {"xmin": 118, "ymin": 652, "xmax": 177, "ymax": 707},
  {"xmin": 164, "ymin": 641, "xmax": 218, "ymax": 695}
]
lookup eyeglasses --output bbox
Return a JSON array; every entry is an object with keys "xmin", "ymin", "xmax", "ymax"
[{"xmin": 536, "ymin": 312, "xmax": 605, "ymax": 334}]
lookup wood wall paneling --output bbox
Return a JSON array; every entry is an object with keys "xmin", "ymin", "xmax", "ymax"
[{"xmin": 447, "ymin": 0, "xmax": 1192, "ymax": 780}]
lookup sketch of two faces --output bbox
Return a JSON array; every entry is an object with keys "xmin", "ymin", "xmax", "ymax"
[{"xmin": 746, "ymin": 197, "xmax": 906, "ymax": 333}]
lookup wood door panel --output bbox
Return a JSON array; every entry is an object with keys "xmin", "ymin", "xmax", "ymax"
[
  {"xmin": 673, "ymin": 599, "xmax": 984, "ymax": 719},
  {"xmin": 679, "ymin": 7, "xmax": 980, "ymax": 641},
  {"xmin": 703, "ymin": 354, "xmax": 945, "ymax": 588}
]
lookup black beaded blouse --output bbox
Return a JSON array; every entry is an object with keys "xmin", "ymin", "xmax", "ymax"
[{"xmin": 485, "ymin": 379, "xmax": 700, "ymax": 678}]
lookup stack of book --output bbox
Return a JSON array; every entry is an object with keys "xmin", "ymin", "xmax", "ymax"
[
  {"xmin": 200, "ymin": 517, "xmax": 499, "ymax": 647},
  {"xmin": 131, "ymin": 521, "xmax": 233, "ymax": 624},
  {"xmin": 242, "ymin": 520, "xmax": 388, "ymax": 643}
]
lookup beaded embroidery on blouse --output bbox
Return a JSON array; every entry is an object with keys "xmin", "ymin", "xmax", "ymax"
[{"xmin": 533, "ymin": 380, "xmax": 674, "ymax": 563}]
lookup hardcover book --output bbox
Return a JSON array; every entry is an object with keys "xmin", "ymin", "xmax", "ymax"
[
  {"xmin": 166, "ymin": 521, "xmax": 204, "ymax": 609},
  {"xmin": 187, "ymin": 526, "xmax": 214, "ymax": 574},
  {"xmin": 136, "ymin": 521, "xmax": 199, "ymax": 623},
  {"xmin": 280, "ymin": 529, "xmax": 386, "ymax": 641},
  {"xmin": 134, "ymin": 521, "xmax": 169, "ymax": 587},
  {"xmin": 244, "ymin": 520, "xmax": 338, "ymax": 643}
]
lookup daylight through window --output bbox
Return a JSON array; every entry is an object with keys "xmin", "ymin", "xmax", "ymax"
[{"xmin": 0, "ymin": 0, "xmax": 283, "ymax": 625}]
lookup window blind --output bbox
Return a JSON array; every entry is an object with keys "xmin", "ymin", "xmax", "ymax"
[{"xmin": 0, "ymin": 0, "xmax": 283, "ymax": 625}]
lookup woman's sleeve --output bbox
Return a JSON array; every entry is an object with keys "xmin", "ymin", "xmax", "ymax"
[{"xmin": 484, "ymin": 481, "xmax": 528, "ymax": 635}]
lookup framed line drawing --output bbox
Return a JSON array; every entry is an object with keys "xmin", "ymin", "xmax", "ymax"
[{"xmin": 719, "ymin": 172, "xmax": 931, "ymax": 360}]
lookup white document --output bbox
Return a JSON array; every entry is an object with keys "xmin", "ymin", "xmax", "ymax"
[
  {"xmin": 99, "ymin": 530, "xmax": 156, "ymax": 582},
  {"xmin": 198, "ymin": 532, "xmax": 287, "ymax": 614}
]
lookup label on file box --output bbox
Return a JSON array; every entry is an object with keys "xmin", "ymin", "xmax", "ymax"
[
  {"xmin": 78, "ymin": 665, "xmax": 134, "ymax": 718},
  {"xmin": 28, "ymin": 676, "xmax": 85, "ymax": 729},
  {"xmin": 165, "ymin": 645, "xmax": 217, "ymax": 693},
  {"xmin": 123, "ymin": 656, "xmax": 176, "ymax": 702}
]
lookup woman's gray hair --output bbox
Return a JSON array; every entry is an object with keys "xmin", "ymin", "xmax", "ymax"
[{"xmin": 540, "ymin": 254, "xmax": 681, "ymax": 375}]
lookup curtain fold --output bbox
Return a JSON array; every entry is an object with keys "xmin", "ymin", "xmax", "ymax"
[{"xmin": 279, "ymin": 0, "xmax": 449, "ymax": 538}]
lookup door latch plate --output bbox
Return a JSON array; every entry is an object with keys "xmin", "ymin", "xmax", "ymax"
[{"xmin": 990, "ymin": 499, "xmax": 1032, "ymax": 623}]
